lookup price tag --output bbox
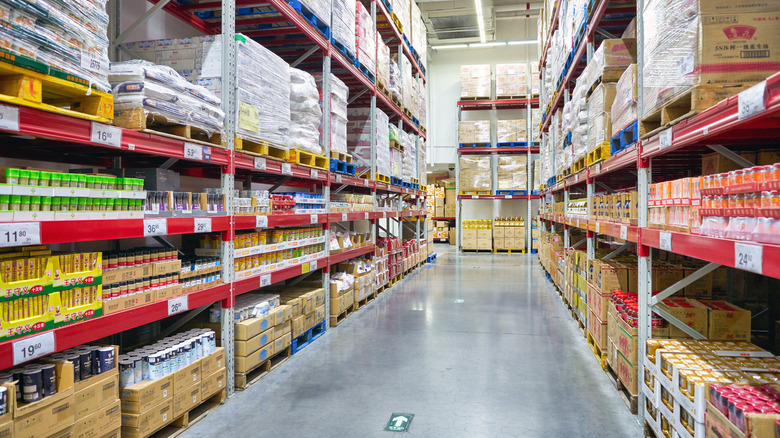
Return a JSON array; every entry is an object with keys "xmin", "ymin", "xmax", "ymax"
[
  {"xmin": 342, "ymin": 213, "xmax": 348, "ymax": 221},
  {"xmin": 13, "ymin": 331, "xmax": 55, "ymax": 365},
  {"xmin": 659, "ymin": 231, "xmax": 672, "ymax": 252},
  {"xmin": 143, "ymin": 219, "xmax": 167, "ymax": 236},
  {"xmin": 505, "ymin": 195, "xmax": 512, "ymax": 199},
  {"xmin": 310, "ymin": 214, "xmax": 318, "ymax": 224},
  {"xmin": 658, "ymin": 129, "xmax": 673, "ymax": 150},
  {"xmin": 619, "ymin": 225, "xmax": 628, "ymax": 240},
  {"xmin": 310, "ymin": 260, "xmax": 317, "ymax": 270},
  {"xmin": 91, "ymin": 122, "xmax": 122, "ymax": 148},
  {"xmin": 184, "ymin": 143, "xmax": 203, "ymax": 161},
  {"xmin": 194, "ymin": 217, "xmax": 212, "ymax": 233},
  {"xmin": 364, "ymin": 212, "xmax": 369, "ymax": 220},
  {"xmin": 383, "ymin": 212, "xmax": 387, "ymax": 218},
  {"xmin": 738, "ymin": 81, "xmax": 766, "ymax": 121},
  {"xmin": 595, "ymin": 222, "xmax": 600, "ymax": 234},
  {"xmin": 734, "ymin": 242, "xmax": 762, "ymax": 274},
  {"xmin": 168, "ymin": 295, "xmax": 188, "ymax": 316},
  {"xmin": 364, "ymin": 179, "xmax": 369, "ymax": 187},
  {"xmin": 81, "ymin": 50, "xmax": 109, "ymax": 76},
  {"xmin": 255, "ymin": 215, "xmax": 268, "ymax": 228},
  {"xmin": 576, "ymin": 219, "xmax": 580, "ymax": 228},
  {"xmin": 336, "ymin": 174, "xmax": 343, "ymax": 183},
  {"xmin": 259, "ymin": 274, "xmax": 272, "ymax": 287},
  {"xmin": 472, "ymin": 195, "xmax": 478, "ymax": 199},
  {"xmin": 0, "ymin": 222, "xmax": 41, "ymax": 248},
  {"xmin": 0, "ymin": 103, "xmax": 20, "ymax": 131},
  {"xmin": 310, "ymin": 169, "xmax": 319, "ymax": 179},
  {"xmin": 301, "ymin": 263, "xmax": 310, "ymax": 274},
  {"xmin": 254, "ymin": 157, "xmax": 266, "ymax": 170},
  {"xmin": 281, "ymin": 163, "xmax": 292, "ymax": 175},
  {"xmin": 594, "ymin": 163, "xmax": 601, "ymax": 174}
]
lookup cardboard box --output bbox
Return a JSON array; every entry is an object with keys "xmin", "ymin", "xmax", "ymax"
[
  {"xmin": 172, "ymin": 385, "xmax": 200, "ymax": 418},
  {"xmin": 271, "ymin": 304, "xmax": 292, "ymax": 326},
  {"xmin": 234, "ymin": 342, "xmax": 275, "ymax": 373},
  {"xmin": 235, "ymin": 327, "xmax": 274, "ymax": 356},
  {"xmin": 120, "ymin": 374, "xmax": 173, "ymax": 414},
  {"xmin": 234, "ymin": 314, "xmax": 275, "ymax": 341},
  {"xmin": 444, "ymin": 189, "xmax": 455, "ymax": 205},
  {"xmin": 444, "ymin": 203, "xmax": 456, "ymax": 218},
  {"xmin": 73, "ymin": 399, "xmax": 121, "ymax": 438},
  {"xmin": 200, "ymin": 347, "xmax": 225, "ymax": 378},
  {"xmin": 275, "ymin": 320, "xmax": 291, "ymax": 339},
  {"xmin": 200, "ymin": 368, "xmax": 226, "ymax": 400},
  {"xmin": 435, "ymin": 205, "xmax": 444, "ymax": 217},
  {"xmin": 120, "ymin": 399, "xmax": 173, "ymax": 438},
  {"xmin": 103, "ymin": 290, "xmax": 155, "ymax": 315},
  {"xmin": 704, "ymin": 301, "xmax": 751, "ymax": 341},
  {"xmin": 74, "ymin": 365, "xmax": 119, "ymax": 420},
  {"xmin": 291, "ymin": 314, "xmax": 305, "ymax": 338},
  {"xmin": 705, "ymin": 398, "xmax": 780, "ymax": 438},
  {"xmin": 173, "ymin": 360, "xmax": 201, "ymax": 395},
  {"xmin": 274, "ymin": 332, "xmax": 292, "ymax": 352},
  {"xmin": 588, "ymin": 308, "xmax": 608, "ymax": 351},
  {"xmin": 14, "ymin": 361, "xmax": 75, "ymax": 438},
  {"xmin": 615, "ymin": 349, "xmax": 638, "ymax": 396},
  {"xmin": 656, "ymin": 298, "xmax": 709, "ymax": 339}
]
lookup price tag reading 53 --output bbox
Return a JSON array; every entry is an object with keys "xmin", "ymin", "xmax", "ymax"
[{"xmin": 13, "ymin": 331, "xmax": 55, "ymax": 365}]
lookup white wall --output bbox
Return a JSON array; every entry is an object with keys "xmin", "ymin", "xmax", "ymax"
[{"xmin": 116, "ymin": 0, "xmax": 205, "ymax": 44}]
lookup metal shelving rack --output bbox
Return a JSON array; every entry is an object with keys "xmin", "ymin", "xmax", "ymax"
[
  {"xmin": 0, "ymin": 0, "xmax": 429, "ymax": 387},
  {"xmin": 536, "ymin": 0, "xmax": 780, "ymax": 421},
  {"xmin": 454, "ymin": 96, "xmax": 541, "ymax": 251}
]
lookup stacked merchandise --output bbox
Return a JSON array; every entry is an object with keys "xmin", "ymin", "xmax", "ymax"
[
  {"xmin": 591, "ymin": 191, "xmax": 638, "ymax": 224},
  {"xmin": 461, "ymin": 220, "xmax": 492, "ymax": 251},
  {"xmin": 120, "ymin": 329, "xmax": 224, "ymax": 438},
  {"xmin": 401, "ymin": 239, "xmax": 420, "ymax": 271},
  {"xmin": 641, "ymin": 0, "xmax": 778, "ymax": 119},
  {"xmin": 144, "ymin": 190, "xmax": 226, "ymax": 217},
  {"xmin": 581, "ymin": 39, "xmax": 636, "ymax": 96},
  {"xmin": 493, "ymin": 217, "xmax": 525, "ymax": 251},
  {"xmin": 401, "ymin": 131, "xmax": 416, "ymax": 181},
  {"xmin": 276, "ymin": 192, "xmax": 325, "ymax": 214},
  {"xmin": 178, "ymin": 255, "xmax": 222, "ymax": 293},
  {"xmin": 530, "ymin": 62, "xmax": 540, "ymax": 95},
  {"xmin": 299, "ymin": 0, "xmax": 330, "ymax": 30},
  {"xmin": 377, "ymin": 35, "xmax": 390, "ymax": 89},
  {"xmin": 232, "ymin": 292, "xmax": 293, "ymax": 376},
  {"xmin": 390, "ymin": 145, "xmax": 403, "ymax": 178},
  {"xmin": 496, "ymin": 64, "xmax": 528, "ymax": 98},
  {"xmin": 496, "ymin": 156, "xmax": 527, "ymax": 191},
  {"xmin": 567, "ymin": 77, "xmax": 588, "ymax": 163},
  {"xmin": 610, "ymin": 64, "xmax": 638, "ymax": 141},
  {"xmin": 458, "ymin": 121, "xmax": 490, "ymax": 145},
  {"xmin": 0, "ymin": 0, "xmax": 112, "ymax": 92},
  {"xmin": 460, "ymin": 65, "xmax": 491, "ymax": 99},
  {"xmin": 125, "ymin": 35, "xmax": 291, "ymax": 149},
  {"xmin": 398, "ymin": 55, "xmax": 413, "ymax": 114},
  {"xmin": 374, "ymin": 246, "xmax": 389, "ymax": 288},
  {"xmin": 330, "ymin": 194, "xmax": 374, "ymax": 212},
  {"xmin": 316, "ymin": 73, "xmax": 349, "ymax": 154},
  {"xmin": 566, "ymin": 198, "xmax": 588, "ymax": 219},
  {"xmin": 532, "ymin": 160, "xmax": 541, "ymax": 191},
  {"xmin": 330, "ymin": 231, "xmax": 372, "ymax": 253},
  {"xmin": 433, "ymin": 186, "xmax": 445, "ymax": 217},
  {"xmin": 392, "ymin": 0, "xmax": 410, "ymax": 37},
  {"xmin": 497, "ymin": 120, "xmax": 527, "ymax": 144},
  {"xmin": 110, "ymin": 61, "xmax": 225, "ymax": 139},
  {"xmin": 102, "ymin": 247, "xmax": 184, "ymax": 315},
  {"xmin": 459, "ymin": 157, "xmax": 491, "ymax": 193},
  {"xmin": 531, "ymin": 109, "xmax": 541, "ymax": 143},
  {"xmin": 288, "ymin": 68, "xmax": 323, "ymax": 155},
  {"xmin": 346, "ymin": 107, "xmax": 392, "ymax": 177},
  {"xmin": 329, "ymin": 270, "xmax": 355, "ymax": 319},
  {"xmin": 355, "ymin": 1, "xmax": 376, "ymax": 75},
  {"xmin": 334, "ymin": 259, "xmax": 376, "ymax": 305},
  {"xmin": 415, "ymin": 77, "xmax": 427, "ymax": 129},
  {"xmin": 410, "ymin": 1, "xmax": 423, "ymax": 59},
  {"xmin": 389, "ymin": 58, "xmax": 402, "ymax": 103},
  {"xmin": 417, "ymin": 135, "xmax": 427, "ymax": 181},
  {"xmin": 377, "ymin": 237, "xmax": 401, "ymax": 278},
  {"xmin": 587, "ymin": 81, "xmax": 616, "ymax": 153},
  {"xmin": 649, "ymin": 176, "xmax": 702, "ymax": 233},
  {"xmin": 234, "ymin": 189, "xmax": 270, "ymax": 215},
  {"xmin": 332, "ymin": 0, "xmax": 356, "ymax": 57}
]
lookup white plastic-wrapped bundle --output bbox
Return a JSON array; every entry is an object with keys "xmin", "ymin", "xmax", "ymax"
[
  {"xmin": 0, "ymin": 0, "xmax": 111, "ymax": 91},
  {"xmin": 315, "ymin": 73, "xmax": 349, "ymax": 154},
  {"xmin": 390, "ymin": 147, "xmax": 402, "ymax": 178},
  {"xmin": 289, "ymin": 68, "xmax": 322, "ymax": 154},
  {"xmin": 399, "ymin": 55, "xmax": 413, "ymax": 112},
  {"xmin": 110, "ymin": 60, "xmax": 224, "ymax": 136},
  {"xmin": 376, "ymin": 112, "xmax": 391, "ymax": 176},
  {"xmin": 377, "ymin": 34, "xmax": 390, "ymax": 88},
  {"xmin": 611, "ymin": 64, "xmax": 637, "ymax": 137},
  {"xmin": 355, "ymin": 1, "xmax": 376, "ymax": 74},
  {"xmin": 389, "ymin": 58, "xmax": 402, "ymax": 102},
  {"xmin": 402, "ymin": 131, "xmax": 417, "ymax": 180},
  {"xmin": 346, "ymin": 107, "xmax": 391, "ymax": 177},
  {"xmin": 332, "ymin": 0, "xmax": 356, "ymax": 56},
  {"xmin": 392, "ymin": 0, "xmax": 410, "ymax": 36},
  {"xmin": 299, "ymin": 0, "xmax": 330, "ymax": 27}
]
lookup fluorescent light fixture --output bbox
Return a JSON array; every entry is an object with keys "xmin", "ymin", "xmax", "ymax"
[
  {"xmin": 474, "ymin": 0, "xmax": 486, "ymax": 43},
  {"xmin": 508, "ymin": 40, "xmax": 537, "ymax": 45},
  {"xmin": 431, "ymin": 44, "xmax": 468, "ymax": 49},
  {"xmin": 431, "ymin": 40, "xmax": 538, "ymax": 50},
  {"xmin": 469, "ymin": 41, "xmax": 506, "ymax": 47}
]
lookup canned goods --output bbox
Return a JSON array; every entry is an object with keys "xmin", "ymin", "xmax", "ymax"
[
  {"xmin": 39, "ymin": 364, "xmax": 56, "ymax": 397},
  {"xmin": 98, "ymin": 346, "xmax": 115, "ymax": 374},
  {"xmin": 22, "ymin": 368, "xmax": 42, "ymax": 403},
  {"xmin": 78, "ymin": 350, "xmax": 92, "ymax": 380},
  {"xmin": 118, "ymin": 358, "xmax": 135, "ymax": 387}
]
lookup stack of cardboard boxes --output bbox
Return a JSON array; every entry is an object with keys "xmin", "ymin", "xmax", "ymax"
[
  {"xmin": 234, "ymin": 303, "xmax": 293, "ymax": 378},
  {"xmin": 460, "ymin": 65, "xmax": 491, "ymax": 99},
  {"xmin": 496, "ymin": 120, "xmax": 527, "ymax": 144},
  {"xmin": 276, "ymin": 286, "xmax": 326, "ymax": 341},
  {"xmin": 496, "ymin": 156, "xmax": 527, "ymax": 191},
  {"xmin": 492, "ymin": 218, "xmax": 526, "ymax": 251},
  {"xmin": 459, "ymin": 157, "xmax": 492, "ymax": 193},
  {"xmin": 495, "ymin": 63, "xmax": 528, "ymax": 99},
  {"xmin": 458, "ymin": 121, "xmax": 491, "ymax": 144},
  {"xmin": 461, "ymin": 220, "xmax": 492, "ymax": 251},
  {"xmin": 591, "ymin": 191, "xmax": 639, "ymax": 224}
]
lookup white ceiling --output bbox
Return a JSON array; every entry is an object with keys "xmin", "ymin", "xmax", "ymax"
[{"xmin": 418, "ymin": 0, "xmax": 541, "ymax": 45}]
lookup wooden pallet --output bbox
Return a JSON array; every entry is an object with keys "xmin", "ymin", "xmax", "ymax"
[
  {"xmin": 351, "ymin": 292, "xmax": 376, "ymax": 312},
  {"xmin": 410, "ymin": 177, "xmax": 419, "ymax": 184},
  {"xmin": 114, "ymin": 108, "xmax": 226, "ymax": 147},
  {"xmin": 234, "ymin": 346, "xmax": 292, "ymax": 390},
  {"xmin": 604, "ymin": 361, "xmax": 639, "ymax": 415},
  {"xmin": 462, "ymin": 248, "xmax": 493, "ymax": 253},
  {"xmin": 0, "ymin": 57, "xmax": 113, "ymax": 123},
  {"xmin": 586, "ymin": 332, "xmax": 608, "ymax": 369},
  {"xmin": 235, "ymin": 136, "xmax": 289, "ymax": 161},
  {"xmin": 390, "ymin": 93, "xmax": 402, "ymax": 107},
  {"xmin": 377, "ymin": 78, "xmax": 389, "ymax": 96},
  {"xmin": 573, "ymin": 156, "xmax": 587, "ymax": 174},
  {"xmin": 493, "ymin": 248, "xmax": 526, "ymax": 254},
  {"xmin": 460, "ymin": 96, "xmax": 490, "ymax": 101},
  {"xmin": 287, "ymin": 149, "xmax": 329, "ymax": 170},
  {"xmin": 147, "ymin": 388, "xmax": 227, "ymax": 438},
  {"xmin": 496, "ymin": 95, "xmax": 528, "ymax": 100},
  {"xmin": 389, "ymin": 139, "xmax": 404, "ymax": 152},
  {"xmin": 329, "ymin": 307, "xmax": 352, "ymax": 327},
  {"xmin": 330, "ymin": 150, "xmax": 353, "ymax": 164},
  {"xmin": 459, "ymin": 190, "xmax": 490, "ymax": 195},
  {"xmin": 587, "ymin": 142, "xmax": 611, "ymax": 166},
  {"xmin": 639, "ymin": 85, "xmax": 746, "ymax": 139}
]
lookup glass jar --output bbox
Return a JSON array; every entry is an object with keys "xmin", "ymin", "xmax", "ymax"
[
  {"xmin": 5, "ymin": 168, "xmax": 19, "ymax": 185},
  {"xmin": 50, "ymin": 172, "xmax": 62, "ymax": 188},
  {"xmin": 39, "ymin": 171, "xmax": 51, "ymax": 187}
]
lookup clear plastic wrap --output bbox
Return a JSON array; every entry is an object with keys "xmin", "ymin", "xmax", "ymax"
[
  {"xmin": 497, "ymin": 156, "xmax": 527, "ymax": 190},
  {"xmin": 391, "ymin": 147, "xmax": 402, "ymax": 178},
  {"xmin": 316, "ymin": 73, "xmax": 349, "ymax": 153},
  {"xmin": 346, "ymin": 107, "xmax": 391, "ymax": 176},
  {"xmin": 587, "ymin": 82, "xmax": 616, "ymax": 151},
  {"xmin": 355, "ymin": 1, "xmax": 376, "ymax": 74},
  {"xmin": 300, "ymin": 0, "xmax": 331, "ymax": 28},
  {"xmin": 331, "ymin": 0, "xmax": 356, "ymax": 56},
  {"xmin": 391, "ymin": 0, "xmax": 410, "ymax": 35},
  {"xmin": 611, "ymin": 64, "xmax": 637, "ymax": 137},
  {"xmin": 497, "ymin": 120, "xmax": 527, "ymax": 143},
  {"xmin": 288, "ymin": 68, "xmax": 322, "ymax": 154},
  {"xmin": 459, "ymin": 156, "xmax": 492, "ymax": 192},
  {"xmin": 377, "ymin": 34, "xmax": 390, "ymax": 87},
  {"xmin": 531, "ymin": 109, "xmax": 541, "ymax": 142},
  {"xmin": 399, "ymin": 54, "xmax": 413, "ymax": 113},
  {"xmin": 110, "ymin": 60, "xmax": 225, "ymax": 136},
  {"xmin": 389, "ymin": 58, "xmax": 402, "ymax": 102},
  {"xmin": 460, "ymin": 64, "xmax": 491, "ymax": 99},
  {"xmin": 458, "ymin": 121, "xmax": 490, "ymax": 144},
  {"xmin": 583, "ymin": 39, "xmax": 637, "ymax": 92},
  {"xmin": 401, "ymin": 130, "xmax": 417, "ymax": 180},
  {"xmin": 0, "ymin": 0, "xmax": 111, "ymax": 91},
  {"xmin": 496, "ymin": 64, "xmax": 527, "ymax": 97}
]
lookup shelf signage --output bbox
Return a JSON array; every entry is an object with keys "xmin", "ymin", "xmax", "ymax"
[
  {"xmin": 310, "ymin": 260, "xmax": 317, "ymax": 271},
  {"xmin": 184, "ymin": 143, "xmax": 204, "ymax": 161},
  {"xmin": 364, "ymin": 179, "xmax": 369, "ymax": 187},
  {"xmin": 620, "ymin": 225, "xmax": 628, "ymax": 241},
  {"xmin": 0, "ymin": 222, "xmax": 41, "ymax": 247},
  {"xmin": 91, "ymin": 122, "xmax": 122, "ymax": 148},
  {"xmin": 734, "ymin": 242, "xmax": 762, "ymax": 275},
  {"xmin": 194, "ymin": 217, "xmax": 212, "ymax": 233},
  {"xmin": 259, "ymin": 274, "xmax": 272, "ymax": 287},
  {"xmin": 342, "ymin": 213, "xmax": 348, "ymax": 221},
  {"xmin": 336, "ymin": 174, "xmax": 343, "ymax": 184},
  {"xmin": 364, "ymin": 212, "xmax": 370, "ymax": 220},
  {"xmin": 738, "ymin": 81, "xmax": 766, "ymax": 121},
  {"xmin": 254, "ymin": 157, "xmax": 266, "ymax": 170},
  {"xmin": 310, "ymin": 169, "xmax": 319, "ymax": 179},
  {"xmin": 659, "ymin": 231, "xmax": 672, "ymax": 252},
  {"xmin": 0, "ymin": 104, "xmax": 20, "ymax": 131},
  {"xmin": 13, "ymin": 331, "xmax": 55, "ymax": 365},
  {"xmin": 658, "ymin": 129, "xmax": 673, "ymax": 150},
  {"xmin": 143, "ymin": 219, "xmax": 167, "ymax": 237},
  {"xmin": 595, "ymin": 222, "xmax": 600, "ymax": 234},
  {"xmin": 310, "ymin": 214, "xmax": 318, "ymax": 224},
  {"xmin": 81, "ymin": 51, "xmax": 109, "ymax": 77},
  {"xmin": 505, "ymin": 195, "xmax": 512, "ymax": 199},
  {"xmin": 168, "ymin": 295, "xmax": 188, "ymax": 316},
  {"xmin": 281, "ymin": 163, "xmax": 292, "ymax": 175},
  {"xmin": 255, "ymin": 216, "xmax": 268, "ymax": 228}
]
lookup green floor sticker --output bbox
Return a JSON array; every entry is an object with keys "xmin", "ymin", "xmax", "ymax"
[{"xmin": 385, "ymin": 413, "xmax": 413, "ymax": 432}]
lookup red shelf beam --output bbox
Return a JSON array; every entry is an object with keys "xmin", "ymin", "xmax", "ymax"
[
  {"xmin": 456, "ymin": 98, "xmax": 540, "ymax": 110},
  {"xmin": 233, "ymin": 255, "xmax": 329, "ymax": 295},
  {"xmin": 329, "ymin": 244, "xmax": 376, "ymax": 266},
  {"xmin": 375, "ymin": 0, "xmax": 426, "ymax": 83},
  {"xmin": 458, "ymin": 147, "xmax": 540, "ymax": 155},
  {"xmin": 458, "ymin": 194, "xmax": 539, "ymax": 200},
  {"xmin": 234, "ymin": 213, "xmax": 329, "ymax": 230}
]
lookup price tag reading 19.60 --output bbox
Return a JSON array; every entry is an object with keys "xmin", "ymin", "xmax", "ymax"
[
  {"xmin": 143, "ymin": 219, "xmax": 167, "ymax": 237},
  {"xmin": 13, "ymin": 331, "xmax": 55, "ymax": 365},
  {"xmin": 0, "ymin": 222, "xmax": 41, "ymax": 248},
  {"xmin": 91, "ymin": 122, "xmax": 122, "ymax": 148},
  {"xmin": 168, "ymin": 295, "xmax": 188, "ymax": 316},
  {"xmin": 194, "ymin": 217, "xmax": 212, "ymax": 233},
  {"xmin": 734, "ymin": 242, "xmax": 763, "ymax": 275}
]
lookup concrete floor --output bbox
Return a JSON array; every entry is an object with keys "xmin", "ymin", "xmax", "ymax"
[{"xmin": 184, "ymin": 245, "xmax": 643, "ymax": 437}]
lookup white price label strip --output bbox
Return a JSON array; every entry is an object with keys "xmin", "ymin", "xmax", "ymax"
[
  {"xmin": 472, "ymin": 195, "xmax": 478, "ymax": 199},
  {"xmin": 0, "ymin": 104, "xmax": 20, "ymax": 132},
  {"xmin": 13, "ymin": 331, "xmax": 55, "ymax": 365},
  {"xmin": 281, "ymin": 163, "xmax": 292, "ymax": 175},
  {"xmin": 658, "ymin": 128, "xmax": 673, "ymax": 150},
  {"xmin": 0, "ymin": 222, "xmax": 41, "ymax": 248},
  {"xmin": 364, "ymin": 179, "xmax": 369, "ymax": 187},
  {"xmin": 260, "ymin": 274, "xmax": 272, "ymax": 287},
  {"xmin": 310, "ymin": 169, "xmax": 319, "ymax": 179},
  {"xmin": 505, "ymin": 195, "xmax": 512, "ymax": 199},
  {"xmin": 168, "ymin": 295, "xmax": 188, "ymax": 316},
  {"xmin": 184, "ymin": 143, "xmax": 203, "ymax": 161},
  {"xmin": 595, "ymin": 222, "xmax": 600, "ymax": 234},
  {"xmin": 310, "ymin": 214, "xmax": 318, "ymax": 224},
  {"xmin": 143, "ymin": 219, "xmax": 167, "ymax": 237},
  {"xmin": 81, "ymin": 51, "xmax": 109, "ymax": 76},
  {"xmin": 659, "ymin": 231, "xmax": 672, "ymax": 252},
  {"xmin": 738, "ymin": 81, "xmax": 766, "ymax": 121},
  {"xmin": 91, "ymin": 122, "xmax": 122, "ymax": 148},
  {"xmin": 364, "ymin": 212, "xmax": 369, "ymax": 220},
  {"xmin": 310, "ymin": 260, "xmax": 317, "ymax": 271},
  {"xmin": 254, "ymin": 157, "xmax": 266, "ymax": 170},
  {"xmin": 620, "ymin": 225, "xmax": 628, "ymax": 240},
  {"xmin": 734, "ymin": 242, "xmax": 763, "ymax": 275},
  {"xmin": 342, "ymin": 213, "xmax": 348, "ymax": 221},
  {"xmin": 194, "ymin": 217, "xmax": 212, "ymax": 233},
  {"xmin": 256, "ymin": 215, "xmax": 268, "ymax": 228},
  {"xmin": 336, "ymin": 174, "xmax": 343, "ymax": 183}
]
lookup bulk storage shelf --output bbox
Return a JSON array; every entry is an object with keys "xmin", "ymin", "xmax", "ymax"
[
  {"xmin": 233, "ymin": 255, "xmax": 331, "ymax": 295},
  {"xmin": 458, "ymin": 194, "xmax": 542, "ymax": 200},
  {"xmin": 457, "ymin": 98, "xmax": 539, "ymax": 111},
  {"xmin": 328, "ymin": 244, "xmax": 376, "ymax": 266},
  {"xmin": 458, "ymin": 147, "xmax": 541, "ymax": 155},
  {"xmin": 538, "ymin": 213, "xmax": 640, "ymax": 243},
  {"xmin": 375, "ymin": 0, "xmax": 426, "ymax": 82}
]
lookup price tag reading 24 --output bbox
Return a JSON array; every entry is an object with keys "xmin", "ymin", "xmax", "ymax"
[{"xmin": 735, "ymin": 242, "xmax": 762, "ymax": 275}]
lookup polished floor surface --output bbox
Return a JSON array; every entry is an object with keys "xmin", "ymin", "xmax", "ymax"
[{"xmin": 184, "ymin": 245, "xmax": 643, "ymax": 437}]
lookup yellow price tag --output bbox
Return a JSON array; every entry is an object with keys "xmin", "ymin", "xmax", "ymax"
[{"xmin": 301, "ymin": 263, "xmax": 310, "ymax": 274}]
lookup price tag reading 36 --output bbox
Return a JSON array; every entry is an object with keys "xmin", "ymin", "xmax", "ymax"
[{"xmin": 143, "ymin": 219, "xmax": 167, "ymax": 237}]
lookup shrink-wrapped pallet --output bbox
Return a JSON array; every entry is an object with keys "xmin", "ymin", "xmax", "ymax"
[
  {"xmin": 332, "ymin": 0, "xmax": 356, "ymax": 56},
  {"xmin": 355, "ymin": 1, "xmax": 376, "ymax": 75},
  {"xmin": 316, "ymin": 73, "xmax": 349, "ymax": 154},
  {"xmin": 587, "ymin": 83, "xmax": 616, "ymax": 151},
  {"xmin": 497, "ymin": 156, "xmax": 527, "ymax": 190},
  {"xmin": 460, "ymin": 65, "xmax": 491, "ymax": 99},
  {"xmin": 497, "ymin": 120, "xmax": 527, "ymax": 143},
  {"xmin": 496, "ymin": 64, "xmax": 528, "ymax": 98},
  {"xmin": 459, "ymin": 156, "xmax": 492, "ymax": 192},
  {"xmin": 611, "ymin": 64, "xmax": 638, "ymax": 137},
  {"xmin": 347, "ymin": 107, "xmax": 391, "ymax": 177},
  {"xmin": 288, "ymin": 68, "xmax": 322, "ymax": 154},
  {"xmin": 299, "ymin": 0, "xmax": 331, "ymax": 28},
  {"xmin": 581, "ymin": 39, "xmax": 636, "ymax": 94},
  {"xmin": 389, "ymin": 58, "xmax": 402, "ymax": 102},
  {"xmin": 458, "ymin": 121, "xmax": 490, "ymax": 144},
  {"xmin": 377, "ymin": 33, "xmax": 390, "ymax": 88}
]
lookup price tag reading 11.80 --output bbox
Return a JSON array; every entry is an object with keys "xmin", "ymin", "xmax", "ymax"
[
  {"xmin": 168, "ymin": 295, "xmax": 188, "ymax": 316},
  {"xmin": 13, "ymin": 331, "xmax": 55, "ymax": 365},
  {"xmin": 0, "ymin": 222, "xmax": 41, "ymax": 248}
]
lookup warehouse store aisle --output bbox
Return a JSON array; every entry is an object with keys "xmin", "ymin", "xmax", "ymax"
[{"xmin": 184, "ymin": 246, "xmax": 642, "ymax": 437}]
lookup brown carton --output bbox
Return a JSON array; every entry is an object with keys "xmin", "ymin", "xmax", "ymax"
[
  {"xmin": 172, "ymin": 385, "xmax": 200, "ymax": 418},
  {"xmin": 200, "ymin": 347, "xmax": 225, "ymax": 378},
  {"xmin": 291, "ymin": 315, "xmax": 306, "ymax": 338},
  {"xmin": 73, "ymin": 398, "xmax": 121, "ymax": 438},
  {"xmin": 74, "ymin": 364, "xmax": 119, "ymax": 420},
  {"xmin": 234, "ymin": 314, "xmax": 275, "ymax": 341},
  {"xmin": 172, "ymin": 360, "xmax": 201, "ymax": 395},
  {"xmin": 120, "ymin": 399, "xmax": 173, "ymax": 438},
  {"xmin": 200, "ymin": 368, "xmax": 226, "ymax": 400},
  {"xmin": 274, "ymin": 333, "xmax": 292, "ymax": 352},
  {"xmin": 235, "ymin": 328, "xmax": 274, "ymax": 356},
  {"xmin": 149, "ymin": 260, "xmax": 181, "ymax": 276},
  {"xmin": 704, "ymin": 301, "xmax": 751, "ymax": 341},
  {"xmin": 120, "ymin": 374, "xmax": 173, "ymax": 414},
  {"xmin": 234, "ymin": 342, "xmax": 275, "ymax": 373},
  {"xmin": 656, "ymin": 298, "xmax": 709, "ymax": 339},
  {"xmin": 103, "ymin": 290, "xmax": 155, "ymax": 315},
  {"xmin": 14, "ymin": 360, "xmax": 75, "ymax": 438},
  {"xmin": 270, "ymin": 305, "xmax": 292, "ymax": 326}
]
